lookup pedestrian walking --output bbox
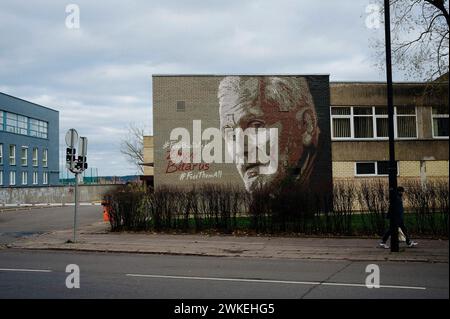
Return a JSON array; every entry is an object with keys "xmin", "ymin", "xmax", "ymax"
[{"xmin": 379, "ymin": 186, "xmax": 418, "ymax": 249}]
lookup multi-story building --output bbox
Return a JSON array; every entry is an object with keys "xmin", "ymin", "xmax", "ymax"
[
  {"xmin": 0, "ymin": 92, "xmax": 59, "ymax": 187},
  {"xmin": 330, "ymin": 81, "xmax": 449, "ymax": 183},
  {"xmin": 150, "ymin": 75, "xmax": 448, "ymax": 190}
]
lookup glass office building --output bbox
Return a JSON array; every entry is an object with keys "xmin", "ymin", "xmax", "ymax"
[{"xmin": 0, "ymin": 92, "xmax": 59, "ymax": 187}]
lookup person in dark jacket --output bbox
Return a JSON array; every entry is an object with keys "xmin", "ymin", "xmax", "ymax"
[{"xmin": 379, "ymin": 186, "xmax": 418, "ymax": 248}]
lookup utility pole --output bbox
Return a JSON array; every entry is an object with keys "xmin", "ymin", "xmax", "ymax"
[{"xmin": 384, "ymin": 0, "xmax": 399, "ymax": 252}]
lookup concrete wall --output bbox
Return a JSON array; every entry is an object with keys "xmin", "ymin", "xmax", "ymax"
[
  {"xmin": 143, "ymin": 136, "xmax": 154, "ymax": 176},
  {"xmin": 0, "ymin": 184, "xmax": 121, "ymax": 205}
]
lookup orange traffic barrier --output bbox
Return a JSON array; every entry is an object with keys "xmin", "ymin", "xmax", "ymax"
[
  {"xmin": 101, "ymin": 200, "xmax": 110, "ymax": 222},
  {"xmin": 103, "ymin": 207, "xmax": 110, "ymax": 221}
]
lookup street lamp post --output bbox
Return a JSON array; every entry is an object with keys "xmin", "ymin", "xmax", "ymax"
[{"xmin": 384, "ymin": 0, "xmax": 399, "ymax": 252}]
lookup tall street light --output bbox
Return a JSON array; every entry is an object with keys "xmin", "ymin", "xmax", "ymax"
[{"xmin": 384, "ymin": 0, "xmax": 399, "ymax": 252}]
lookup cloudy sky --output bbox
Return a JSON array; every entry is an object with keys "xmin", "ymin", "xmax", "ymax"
[{"xmin": 1, "ymin": 0, "xmax": 395, "ymax": 176}]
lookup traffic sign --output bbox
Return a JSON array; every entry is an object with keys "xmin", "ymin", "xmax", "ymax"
[{"xmin": 65, "ymin": 129, "xmax": 79, "ymax": 148}]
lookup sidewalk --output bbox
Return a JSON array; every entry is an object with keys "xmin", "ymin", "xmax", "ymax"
[{"xmin": 7, "ymin": 222, "xmax": 449, "ymax": 263}]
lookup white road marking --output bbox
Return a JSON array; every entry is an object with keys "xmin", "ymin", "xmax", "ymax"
[
  {"xmin": 0, "ymin": 268, "xmax": 52, "ymax": 273},
  {"xmin": 126, "ymin": 273, "xmax": 427, "ymax": 290}
]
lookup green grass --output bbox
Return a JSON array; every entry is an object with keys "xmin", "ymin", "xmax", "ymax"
[{"xmin": 128, "ymin": 212, "xmax": 447, "ymax": 238}]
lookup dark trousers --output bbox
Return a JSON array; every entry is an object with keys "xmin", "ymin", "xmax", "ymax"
[{"xmin": 382, "ymin": 220, "xmax": 411, "ymax": 244}]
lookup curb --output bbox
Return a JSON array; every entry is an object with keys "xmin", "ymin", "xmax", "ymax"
[{"xmin": 6, "ymin": 244, "xmax": 447, "ymax": 264}]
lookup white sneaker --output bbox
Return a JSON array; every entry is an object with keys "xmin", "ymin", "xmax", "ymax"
[
  {"xmin": 379, "ymin": 242, "xmax": 389, "ymax": 249},
  {"xmin": 407, "ymin": 241, "xmax": 418, "ymax": 247}
]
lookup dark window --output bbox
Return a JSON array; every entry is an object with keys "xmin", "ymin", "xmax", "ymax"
[
  {"xmin": 176, "ymin": 101, "xmax": 185, "ymax": 112},
  {"xmin": 376, "ymin": 161, "xmax": 390, "ymax": 175},
  {"xmin": 356, "ymin": 162, "xmax": 375, "ymax": 175}
]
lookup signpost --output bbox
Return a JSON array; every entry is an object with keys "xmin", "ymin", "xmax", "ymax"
[{"xmin": 65, "ymin": 129, "xmax": 88, "ymax": 243}]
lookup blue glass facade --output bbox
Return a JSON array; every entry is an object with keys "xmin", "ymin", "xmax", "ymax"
[{"xmin": 0, "ymin": 92, "xmax": 59, "ymax": 187}]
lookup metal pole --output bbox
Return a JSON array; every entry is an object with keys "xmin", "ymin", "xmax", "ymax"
[
  {"xmin": 73, "ymin": 172, "xmax": 78, "ymax": 242},
  {"xmin": 384, "ymin": 0, "xmax": 399, "ymax": 252}
]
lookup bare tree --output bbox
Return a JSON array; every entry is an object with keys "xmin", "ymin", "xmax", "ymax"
[
  {"xmin": 120, "ymin": 123, "xmax": 145, "ymax": 174},
  {"xmin": 372, "ymin": 0, "xmax": 449, "ymax": 81}
]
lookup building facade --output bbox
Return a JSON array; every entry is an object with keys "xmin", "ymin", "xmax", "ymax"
[
  {"xmin": 330, "ymin": 82, "xmax": 449, "ymax": 183},
  {"xmin": 150, "ymin": 75, "xmax": 448, "ymax": 190},
  {"xmin": 0, "ymin": 92, "xmax": 59, "ymax": 187},
  {"xmin": 152, "ymin": 75, "xmax": 332, "ymax": 193}
]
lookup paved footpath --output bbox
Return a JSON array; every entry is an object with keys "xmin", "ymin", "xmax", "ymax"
[{"xmin": 6, "ymin": 222, "xmax": 448, "ymax": 263}]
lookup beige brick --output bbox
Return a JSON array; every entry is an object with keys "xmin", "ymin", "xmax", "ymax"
[
  {"xmin": 332, "ymin": 162, "xmax": 354, "ymax": 178},
  {"xmin": 426, "ymin": 161, "xmax": 449, "ymax": 177},
  {"xmin": 398, "ymin": 161, "xmax": 420, "ymax": 177}
]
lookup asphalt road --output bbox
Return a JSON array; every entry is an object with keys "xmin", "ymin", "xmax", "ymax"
[
  {"xmin": 0, "ymin": 206, "xmax": 103, "ymax": 244},
  {"xmin": 0, "ymin": 249, "xmax": 448, "ymax": 299}
]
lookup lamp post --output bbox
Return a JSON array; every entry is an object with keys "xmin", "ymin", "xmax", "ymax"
[{"xmin": 384, "ymin": 0, "xmax": 399, "ymax": 252}]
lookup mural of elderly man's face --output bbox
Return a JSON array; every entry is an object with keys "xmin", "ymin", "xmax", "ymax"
[{"xmin": 218, "ymin": 76, "xmax": 320, "ymax": 192}]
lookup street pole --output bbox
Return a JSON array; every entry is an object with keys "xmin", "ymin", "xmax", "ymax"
[
  {"xmin": 384, "ymin": 0, "xmax": 399, "ymax": 252},
  {"xmin": 73, "ymin": 172, "xmax": 78, "ymax": 243}
]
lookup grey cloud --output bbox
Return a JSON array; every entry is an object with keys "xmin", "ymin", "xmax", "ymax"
[{"xmin": 1, "ymin": 0, "xmax": 393, "ymax": 176}]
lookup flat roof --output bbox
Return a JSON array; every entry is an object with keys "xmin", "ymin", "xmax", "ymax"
[
  {"xmin": 153, "ymin": 73, "xmax": 330, "ymax": 77},
  {"xmin": 0, "ymin": 92, "xmax": 59, "ymax": 113},
  {"xmin": 330, "ymin": 81, "xmax": 449, "ymax": 84}
]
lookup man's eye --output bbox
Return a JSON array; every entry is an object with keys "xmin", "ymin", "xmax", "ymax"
[{"xmin": 248, "ymin": 120, "xmax": 265, "ymax": 128}]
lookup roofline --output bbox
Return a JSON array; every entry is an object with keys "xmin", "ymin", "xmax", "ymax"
[
  {"xmin": 152, "ymin": 73, "xmax": 330, "ymax": 77},
  {"xmin": 330, "ymin": 81, "xmax": 449, "ymax": 85},
  {"xmin": 0, "ymin": 92, "xmax": 59, "ymax": 113}
]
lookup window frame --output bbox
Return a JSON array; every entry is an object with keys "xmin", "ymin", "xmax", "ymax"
[
  {"xmin": 21, "ymin": 171, "xmax": 28, "ymax": 185},
  {"xmin": 0, "ymin": 143, "xmax": 3, "ymax": 165},
  {"xmin": 43, "ymin": 171, "xmax": 48, "ymax": 185},
  {"xmin": 21, "ymin": 146, "xmax": 28, "ymax": 166},
  {"xmin": 43, "ymin": 149, "xmax": 48, "ymax": 167},
  {"xmin": 32, "ymin": 147, "xmax": 38, "ymax": 167},
  {"xmin": 431, "ymin": 107, "xmax": 449, "ymax": 139},
  {"xmin": 0, "ymin": 110, "xmax": 48, "ymax": 139},
  {"xmin": 9, "ymin": 145, "xmax": 16, "ymax": 166},
  {"xmin": 331, "ymin": 106, "xmax": 418, "ymax": 140},
  {"xmin": 32, "ymin": 171, "xmax": 38, "ymax": 185},
  {"xmin": 354, "ymin": 161, "xmax": 399, "ymax": 177},
  {"xmin": 9, "ymin": 171, "xmax": 16, "ymax": 186},
  {"xmin": 394, "ymin": 106, "xmax": 418, "ymax": 139}
]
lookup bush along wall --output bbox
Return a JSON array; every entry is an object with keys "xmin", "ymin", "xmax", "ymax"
[{"xmin": 104, "ymin": 180, "xmax": 449, "ymax": 238}]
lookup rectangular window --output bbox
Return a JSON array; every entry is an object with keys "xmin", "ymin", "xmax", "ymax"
[
  {"xmin": 32, "ymin": 147, "xmax": 38, "ymax": 166},
  {"xmin": 9, "ymin": 145, "xmax": 16, "ymax": 165},
  {"xmin": 6, "ymin": 112, "xmax": 18, "ymax": 134},
  {"xmin": 0, "ymin": 144, "xmax": 3, "ymax": 165},
  {"xmin": 43, "ymin": 149, "xmax": 48, "ymax": 167},
  {"xmin": 29, "ymin": 118, "xmax": 48, "ymax": 139},
  {"xmin": 355, "ymin": 161, "xmax": 398, "ymax": 176},
  {"xmin": 176, "ymin": 101, "xmax": 186, "ymax": 112},
  {"xmin": 355, "ymin": 162, "xmax": 376, "ymax": 175},
  {"xmin": 331, "ymin": 106, "xmax": 417, "ymax": 140},
  {"xmin": 21, "ymin": 147, "xmax": 28, "ymax": 166},
  {"xmin": 432, "ymin": 106, "xmax": 449, "ymax": 138},
  {"xmin": 10, "ymin": 171, "xmax": 16, "ymax": 186},
  {"xmin": 17, "ymin": 115, "xmax": 28, "ymax": 135},
  {"xmin": 353, "ymin": 107, "xmax": 373, "ymax": 138},
  {"xmin": 396, "ymin": 106, "xmax": 417, "ymax": 138},
  {"xmin": 33, "ymin": 171, "xmax": 38, "ymax": 185},
  {"xmin": 331, "ymin": 107, "xmax": 351, "ymax": 138},
  {"xmin": 0, "ymin": 170, "xmax": 3, "ymax": 185},
  {"xmin": 374, "ymin": 107, "xmax": 388, "ymax": 138},
  {"xmin": 21, "ymin": 171, "xmax": 27, "ymax": 185},
  {"xmin": 43, "ymin": 172, "xmax": 48, "ymax": 185},
  {"xmin": 1, "ymin": 111, "xmax": 47, "ymax": 139}
]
